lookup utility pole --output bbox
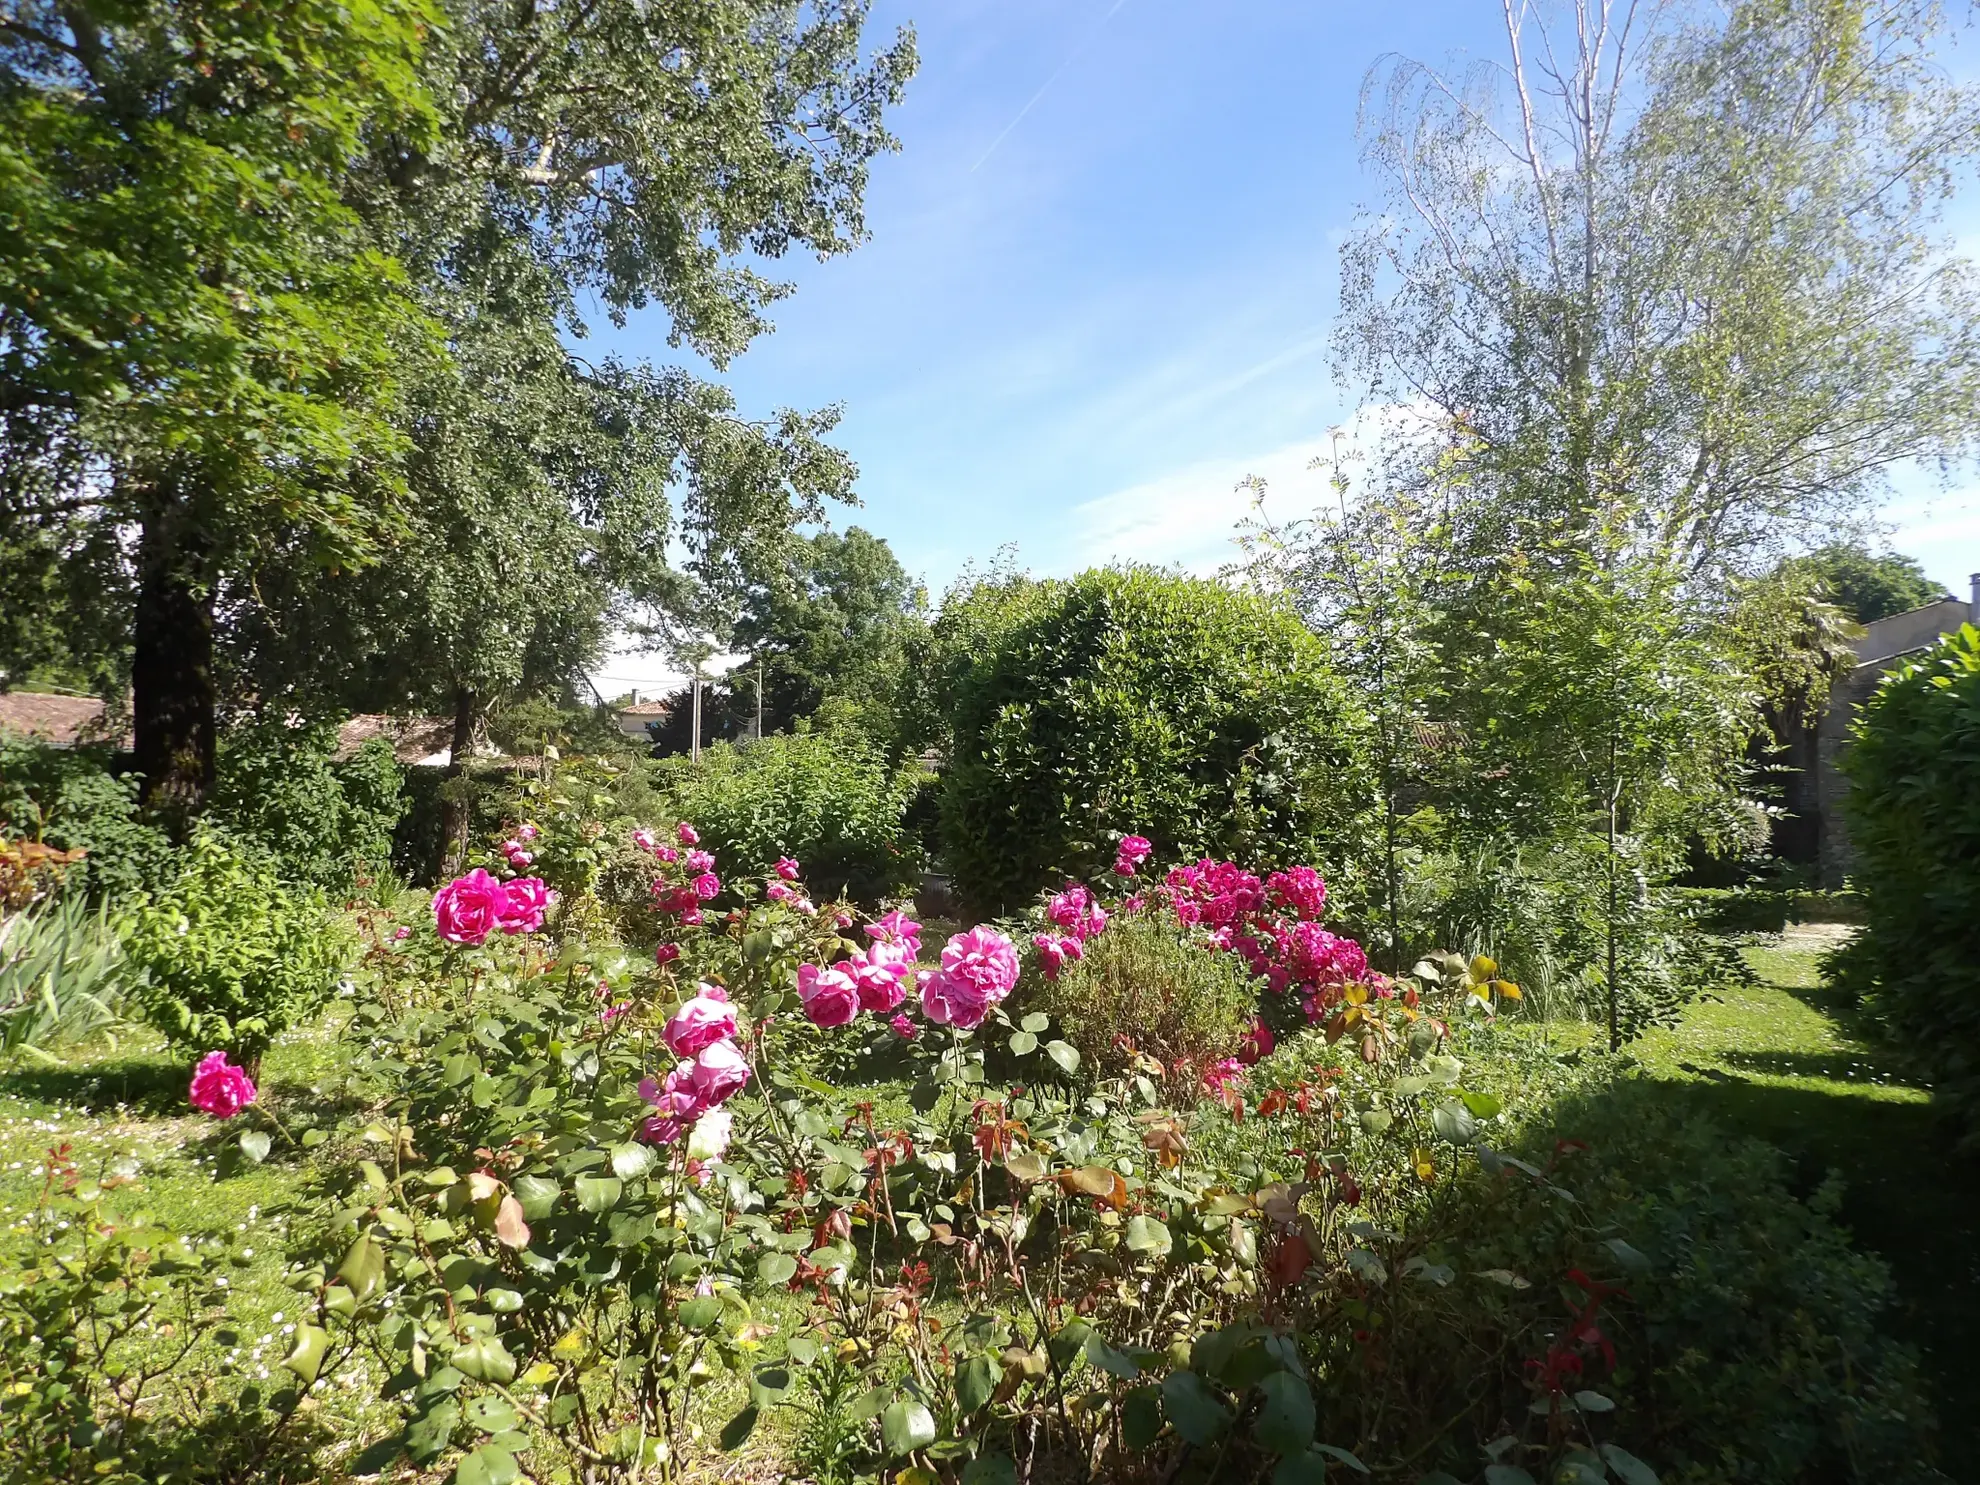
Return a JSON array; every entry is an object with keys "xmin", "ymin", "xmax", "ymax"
[
  {"xmin": 690, "ymin": 672, "xmax": 703, "ymax": 763},
  {"xmin": 755, "ymin": 662, "xmax": 764, "ymax": 742}
]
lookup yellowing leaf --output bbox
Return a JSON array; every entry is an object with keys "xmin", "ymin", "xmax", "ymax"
[
  {"xmin": 1412, "ymin": 1146, "xmax": 1436, "ymax": 1182},
  {"xmin": 1494, "ymin": 980, "xmax": 1522, "ymax": 1000},
  {"xmin": 1469, "ymin": 955, "xmax": 1497, "ymax": 980}
]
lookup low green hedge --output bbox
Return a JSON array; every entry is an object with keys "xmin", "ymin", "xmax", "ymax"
[{"xmin": 1668, "ymin": 886, "xmax": 1864, "ymax": 933}]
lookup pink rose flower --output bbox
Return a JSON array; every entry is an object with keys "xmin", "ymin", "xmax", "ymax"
[
  {"xmin": 1032, "ymin": 932, "xmax": 1083, "ymax": 982},
  {"xmin": 690, "ymin": 1040, "xmax": 752, "ymax": 1105},
  {"xmin": 504, "ymin": 849, "xmax": 534, "ymax": 869},
  {"xmin": 665, "ymin": 988, "xmax": 741, "ymax": 1057},
  {"xmin": 686, "ymin": 849, "xmax": 715, "ymax": 872},
  {"xmin": 798, "ymin": 962, "xmax": 861, "ymax": 1028},
  {"xmin": 919, "ymin": 968, "xmax": 992, "ymax": 1029},
  {"xmin": 681, "ymin": 907, "xmax": 704, "ymax": 926},
  {"xmin": 677, "ymin": 822, "xmax": 700, "ymax": 846},
  {"xmin": 1117, "ymin": 835, "xmax": 1153, "ymax": 866},
  {"xmin": 188, "ymin": 1051, "xmax": 257, "ymax": 1119},
  {"xmin": 866, "ymin": 938, "xmax": 918, "ymax": 976},
  {"xmin": 940, "ymin": 925, "xmax": 1021, "ymax": 1002},
  {"xmin": 392, "ymin": 925, "xmax": 411, "ymax": 941},
  {"xmin": 766, "ymin": 881, "xmax": 795, "ymax": 902},
  {"xmin": 499, "ymin": 877, "xmax": 551, "ymax": 935},
  {"xmin": 848, "ymin": 953, "xmax": 907, "ymax": 1013},
  {"xmin": 434, "ymin": 869, "xmax": 511, "ymax": 946},
  {"xmin": 834, "ymin": 909, "xmax": 854, "ymax": 929},
  {"xmin": 632, "ymin": 827, "xmax": 658, "ymax": 853},
  {"xmin": 515, "ymin": 823, "xmax": 539, "ymax": 843},
  {"xmin": 1046, "ymin": 885, "xmax": 1107, "ymax": 941},
  {"xmin": 656, "ymin": 845, "xmax": 679, "ymax": 864},
  {"xmin": 655, "ymin": 942, "xmax": 681, "ymax": 965},
  {"xmin": 1202, "ymin": 1057, "xmax": 1247, "ymax": 1094},
  {"xmin": 865, "ymin": 910, "xmax": 921, "ymax": 948},
  {"xmin": 691, "ymin": 872, "xmax": 721, "ymax": 901},
  {"xmin": 889, "ymin": 1013, "xmax": 919, "ymax": 1039},
  {"xmin": 774, "ymin": 857, "xmax": 801, "ymax": 881}
]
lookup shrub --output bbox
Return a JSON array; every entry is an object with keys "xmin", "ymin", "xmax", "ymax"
[
  {"xmin": 652, "ymin": 725, "xmax": 924, "ymax": 904},
  {"xmin": 121, "ymin": 829, "xmax": 351, "ymax": 1065},
  {"xmin": 1021, "ymin": 908, "xmax": 1259, "ymax": 1075},
  {"xmin": 210, "ymin": 717, "xmax": 405, "ymax": 892},
  {"xmin": 938, "ymin": 566, "xmax": 1374, "ymax": 916},
  {"xmin": 0, "ymin": 738, "xmax": 175, "ymax": 901},
  {"xmin": 0, "ymin": 893, "xmax": 126, "ymax": 1064},
  {"xmin": 1835, "ymin": 623, "xmax": 1980, "ymax": 1146}
]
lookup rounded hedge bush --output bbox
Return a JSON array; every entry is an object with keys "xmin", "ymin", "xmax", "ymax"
[
  {"xmin": 1835, "ymin": 622, "xmax": 1980, "ymax": 1147},
  {"xmin": 938, "ymin": 566, "xmax": 1374, "ymax": 915},
  {"xmin": 652, "ymin": 724, "xmax": 925, "ymax": 905}
]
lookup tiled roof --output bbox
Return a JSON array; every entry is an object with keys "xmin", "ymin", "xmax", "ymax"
[
  {"xmin": 333, "ymin": 714, "xmax": 461, "ymax": 764},
  {"xmin": 0, "ymin": 692, "xmax": 123, "ymax": 747},
  {"xmin": 618, "ymin": 698, "xmax": 673, "ymax": 716}
]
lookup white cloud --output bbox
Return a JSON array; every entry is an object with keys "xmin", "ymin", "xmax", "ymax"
[{"xmin": 1062, "ymin": 435, "xmax": 1340, "ymax": 574}]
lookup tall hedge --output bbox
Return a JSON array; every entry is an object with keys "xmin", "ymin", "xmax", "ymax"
[
  {"xmin": 1839, "ymin": 623, "xmax": 1980, "ymax": 1146},
  {"xmin": 939, "ymin": 567, "xmax": 1373, "ymax": 915}
]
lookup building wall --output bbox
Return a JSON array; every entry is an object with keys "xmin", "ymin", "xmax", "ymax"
[{"xmin": 1813, "ymin": 590, "xmax": 1975, "ymax": 886}]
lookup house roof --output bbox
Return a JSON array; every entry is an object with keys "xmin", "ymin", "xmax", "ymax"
[
  {"xmin": 618, "ymin": 698, "xmax": 672, "ymax": 717},
  {"xmin": 0, "ymin": 692, "xmax": 124, "ymax": 748},
  {"xmin": 0, "ymin": 694, "xmax": 470, "ymax": 765}
]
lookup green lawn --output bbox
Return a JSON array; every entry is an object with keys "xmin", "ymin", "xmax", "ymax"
[{"xmin": 1618, "ymin": 926, "xmax": 1980, "ymax": 1464}]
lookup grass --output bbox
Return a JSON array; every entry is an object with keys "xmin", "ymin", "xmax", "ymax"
[
  {"xmin": 1615, "ymin": 925, "xmax": 1980, "ymax": 1464},
  {"xmin": 0, "ymin": 1013, "xmax": 403, "ymax": 1477}
]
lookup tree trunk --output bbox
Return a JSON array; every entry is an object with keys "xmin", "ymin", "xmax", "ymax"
[
  {"xmin": 437, "ymin": 684, "xmax": 479, "ymax": 879},
  {"xmin": 131, "ymin": 493, "xmax": 216, "ymax": 837}
]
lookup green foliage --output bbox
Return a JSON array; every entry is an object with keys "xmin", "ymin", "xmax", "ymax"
[
  {"xmin": 0, "ymin": 740, "xmax": 175, "ymax": 901},
  {"xmin": 1836, "ymin": 623, "xmax": 1980, "ymax": 1145},
  {"xmin": 211, "ymin": 718, "xmax": 405, "ymax": 893},
  {"xmin": 939, "ymin": 567, "xmax": 1374, "ymax": 915},
  {"xmin": 0, "ymin": 1141, "xmax": 330, "ymax": 1485},
  {"xmin": 729, "ymin": 525, "xmax": 928, "ymax": 741},
  {"xmin": 0, "ymin": 894, "xmax": 127, "ymax": 1065},
  {"xmin": 121, "ymin": 831, "xmax": 351, "ymax": 1062},
  {"xmin": 654, "ymin": 727, "xmax": 925, "ymax": 904},
  {"xmin": 1788, "ymin": 544, "xmax": 1946, "ymax": 625},
  {"xmin": 1023, "ymin": 910, "xmax": 1259, "ymax": 1076}
]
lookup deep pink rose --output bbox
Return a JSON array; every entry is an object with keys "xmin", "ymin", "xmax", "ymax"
[
  {"xmin": 1202, "ymin": 1057, "xmax": 1246, "ymax": 1094},
  {"xmin": 889, "ymin": 1013, "xmax": 919, "ymax": 1039},
  {"xmin": 848, "ymin": 953, "xmax": 907, "ymax": 1013},
  {"xmin": 1046, "ymin": 885, "xmax": 1107, "ymax": 941},
  {"xmin": 690, "ymin": 1039, "xmax": 752, "ymax": 1105},
  {"xmin": 919, "ymin": 968, "xmax": 992, "ymax": 1029},
  {"xmin": 515, "ymin": 823, "xmax": 539, "ymax": 843},
  {"xmin": 632, "ymin": 827, "xmax": 659, "ymax": 853},
  {"xmin": 655, "ymin": 942, "xmax": 681, "ymax": 965},
  {"xmin": 656, "ymin": 845, "xmax": 679, "ymax": 863},
  {"xmin": 677, "ymin": 822, "xmax": 700, "ymax": 846},
  {"xmin": 686, "ymin": 849, "xmax": 715, "ymax": 872},
  {"xmin": 665, "ymin": 988, "xmax": 740, "ymax": 1057},
  {"xmin": 798, "ymin": 963, "xmax": 861, "ymax": 1028},
  {"xmin": 434, "ymin": 869, "xmax": 510, "ymax": 946},
  {"xmin": 940, "ymin": 925, "xmax": 1020, "ymax": 1002},
  {"xmin": 1032, "ymin": 932, "xmax": 1082, "ymax": 982},
  {"xmin": 775, "ymin": 857, "xmax": 801, "ymax": 880},
  {"xmin": 865, "ymin": 910, "xmax": 921, "ymax": 948},
  {"xmin": 1118, "ymin": 835, "xmax": 1153, "ymax": 866},
  {"xmin": 766, "ymin": 881, "xmax": 796, "ymax": 902},
  {"xmin": 691, "ymin": 872, "xmax": 721, "ymax": 901},
  {"xmin": 188, "ymin": 1051, "xmax": 257, "ymax": 1119},
  {"xmin": 499, "ymin": 877, "xmax": 551, "ymax": 935}
]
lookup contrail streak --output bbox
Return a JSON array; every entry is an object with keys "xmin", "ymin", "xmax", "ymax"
[{"xmin": 971, "ymin": 0, "xmax": 1131, "ymax": 173}]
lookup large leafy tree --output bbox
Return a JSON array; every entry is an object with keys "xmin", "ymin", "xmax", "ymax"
[
  {"xmin": 236, "ymin": 0, "xmax": 915, "ymax": 856},
  {"xmin": 0, "ymin": 0, "xmax": 441, "ymax": 819},
  {"xmin": 1785, "ymin": 543, "xmax": 1946, "ymax": 625},
  {"xmin": 1343, "ymin": 0, "xmax": 1980, "ymax": 578},
  {"xmin": 729, "ymin": 525, "xmax": 926, "ymax": 738}
]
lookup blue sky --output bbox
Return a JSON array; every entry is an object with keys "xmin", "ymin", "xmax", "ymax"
[{"xmin": 589, "ymin": 0, "xmax": 1980, "ymax": 694}]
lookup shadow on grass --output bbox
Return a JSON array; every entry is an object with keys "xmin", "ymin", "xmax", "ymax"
[
  {"xmin": 1717, "ymin": 1048, "xmax": 1907, "ymax": 1081},
  {"xmin": 1650, "ymin": 1071, "xmax": 1980, "ymax": 1464},
  {"xmin": 0, "ymin": 1053, "xmax": 191, "ymax": 1116}
]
